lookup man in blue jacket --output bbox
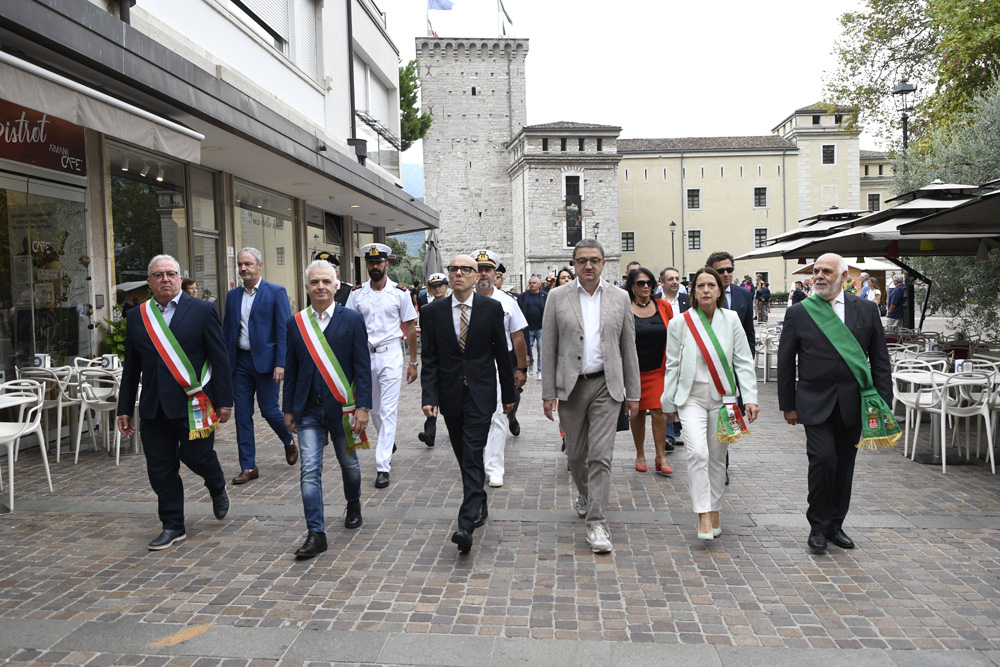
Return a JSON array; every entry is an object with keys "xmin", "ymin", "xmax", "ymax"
[
  {"xmin": 223, "ymin": 248, "xmax": 296, "ymax": 485},
  {"xmin": 283, "ymin": 259, "xmax": 372, "ymax": 559}
]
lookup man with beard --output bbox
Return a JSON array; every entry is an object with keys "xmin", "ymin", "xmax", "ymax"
[
  {"xmin": 473, "ymin": 249, "xmax": 528, "ymax": 488},
  {"xmin": 345, "ymin": 243, "xmax": 418, "ymax": 488}
]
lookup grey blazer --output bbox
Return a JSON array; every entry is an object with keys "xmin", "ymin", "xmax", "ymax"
[{"xmin": 540, "ymin": 278, "xmax": 641, "ymax": 403}]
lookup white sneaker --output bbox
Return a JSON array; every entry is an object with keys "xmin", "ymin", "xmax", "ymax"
[
  {"xmin": 536, "ymin": 372, "xmax": 542, "ymax": 381},
  {"xmin": 586, "ymin": 525, "xmax": 613, "ymax": 554},
  {"xmin": 575, "ymin": 493, "xmax": 589, "ymax": 518},
  {"xmin": 488, "ymin": 475, "xmax": 504, "ymax": 487}
]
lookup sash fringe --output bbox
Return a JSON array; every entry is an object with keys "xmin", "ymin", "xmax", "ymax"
[
  {"xmin": 189, "ymin": 424, "xmax": 217, "ymax": 440},
  {"xmin": 856, "ymin": 432, "xmax": 902, "ymax": 450}
]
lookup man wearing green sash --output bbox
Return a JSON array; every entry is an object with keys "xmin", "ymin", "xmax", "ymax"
[{"xmin": 777, "ymin": 253, "xmax": 895, "ymax": 552}]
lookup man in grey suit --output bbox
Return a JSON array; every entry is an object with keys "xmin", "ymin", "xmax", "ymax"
[{"xmin": 541, "ymin": 239, "xmax": 641, "ymax": 554}]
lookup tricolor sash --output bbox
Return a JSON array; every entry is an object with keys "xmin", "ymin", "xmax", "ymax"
[
  {"xmin": 140, "ymin": 300, "xmax": 218, "ymax": 439},
  {"xmin": 800, "ymin": 295, "xmax": 901, "ymax": 450},
  {"xmin": 294, "ymin": 307, "xmax": 370, "ymax": 452},
  {"xmin": 683, "ymin": 308, "xmax": 750, "ymax": 444}
]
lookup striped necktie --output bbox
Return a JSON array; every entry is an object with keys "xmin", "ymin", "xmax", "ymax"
[{"xmin": 459, "ymin": 304, "xmax": 469, "ymax": 352}]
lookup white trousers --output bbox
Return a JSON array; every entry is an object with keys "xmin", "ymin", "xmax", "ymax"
[
  {"xmin": 677, "ymin": 380, "xmax": 728, "ymax": 514},
  {"xmin": 371, "ymin": 343, "xmax": 403, "ymax": 473},
  {"xmin": 484, "ymin": 375, "xmax": 507, "ymax": 479}
]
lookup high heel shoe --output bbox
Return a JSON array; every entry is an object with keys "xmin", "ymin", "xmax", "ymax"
[
  {"xmin": 635, "ymin": 461, "xmax": 648, "ymax": 472},
  {"xmin": 698, "ymin": 514, "xmax": 714, "ymax": 540},
  {"xmin": 712, "ymin": 527, "xmax": 722, "ymax": 537},
  {"xmin": 655, "ymin": 460, "xmax": 673, "ymax": 476}
]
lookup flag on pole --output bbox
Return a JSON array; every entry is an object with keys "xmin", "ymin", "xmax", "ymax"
[
  {"xmin": 498, "ymin": 0, "xmax": 513, "ymax": 35},
  {"xmin": 427, "ymin": 18, "xmax": 439, "ymax": 37},
  {"xmin": 428, "ymin": 0, "xmax": 453, "ymax": 9}
]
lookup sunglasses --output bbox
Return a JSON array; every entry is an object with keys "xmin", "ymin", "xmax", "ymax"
[
  {"xmin": 716, "ymin": 266, "xmax": 735, "ymax": 273},
  {"xmin": 633, "ymin": 280, "xmax": 654, "ymax": 287}
]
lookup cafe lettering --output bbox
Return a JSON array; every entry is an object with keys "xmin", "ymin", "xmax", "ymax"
[{"xmin": 0, "ymin": 99, "xmax": 86, "ymax": 176}]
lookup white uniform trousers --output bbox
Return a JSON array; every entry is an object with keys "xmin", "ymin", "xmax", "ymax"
[
  {"xmin": 677, "ymin": 379, "xmax": 728, "ymax": 514},
  {"xmin": 371, "ymin": 343, "xmax": 403, "ymax": 473},
  {"xmin": 484, "ymin": 375, "xmax": 507, "ymax": 479}
]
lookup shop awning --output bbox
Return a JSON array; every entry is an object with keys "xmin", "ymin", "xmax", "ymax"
[{"xmin": 0, "ymin": 52, "xmax": 203, "ymax": 163}]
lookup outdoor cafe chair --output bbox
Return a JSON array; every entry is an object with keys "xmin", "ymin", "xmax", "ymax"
[
  {"xmin": 0, "ymin": 379, "xmax": 52, "ymax": 512},
  {"xmin": 909, "ymin": 370, "xmax": 994, "ymax": 473},
  {"xmin": 75, "ymin": 369, "xmax": 123, "ymax": 465},
  {"xmin": 72, "ymin": 356, "xmax": 102, "ymax": 368},
  {"xmin": 893, "ymin": 359, "xmax": 942, "ymax": 458},
  {"xmin": 16, "ymin": 366, "xmax": 82, "ymax": 464}
]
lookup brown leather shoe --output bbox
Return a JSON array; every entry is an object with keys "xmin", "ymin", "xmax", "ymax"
[
  {"xmin": 284, "ymin": 441, "xmax": 299, "ymax": 466},
  {"xmin": 232, "ymin": 468, "xmax": 259, "ymax": 485}
]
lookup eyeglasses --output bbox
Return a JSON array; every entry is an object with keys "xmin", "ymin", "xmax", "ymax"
[
  {"xmin": 573, "ymin": 257, "xmax": 603, "ymax": 266},
  {"xmin": 447, "ymin": 265, "xmax": 476, "ymax": 275},
  {"xmin": 634, "ymin": 280, "xmax": 654, "ymax": 287},
  {"xmin": 716, "ymin": 266, "xmax": 735, "ymax": 273},
  {"xmin": 150, "ymin": 271, "xmax": 179, "ymax": 280}
]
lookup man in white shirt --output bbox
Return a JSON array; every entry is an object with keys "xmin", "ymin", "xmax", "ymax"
[
  {"xmin": 473, "ymin": 249, "xmax": 528, "ymax": 488},
  {"xmin": 541, "ymin": 239, "xmax": 641, "ymax": 554},
  {"xmin": 345, "ymin": 243, "xmax": 418, "ymax": 489}
]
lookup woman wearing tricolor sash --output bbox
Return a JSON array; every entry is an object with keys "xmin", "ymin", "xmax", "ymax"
[{"xmin": 662, "ymin": 267, "xmax": 759, "ymax": 541}]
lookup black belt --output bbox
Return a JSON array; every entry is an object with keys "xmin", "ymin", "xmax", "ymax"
[
  {"xmin": 238, "ymin": 348, "xmax": 252, "ymax": 356},
  {"xmin": 579, "ymin": 370, "xmax": 604, "ymax": 380}
]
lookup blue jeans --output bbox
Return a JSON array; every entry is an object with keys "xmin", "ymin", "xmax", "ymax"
[
  {"xmin": 297, "ymin": 405, "xmax": 361, "ymax": 533},
  {"xmin": 666, "ymin": 418, "xmax": 683, "ymax": 444},
  {"xmin": 527, "ymin": 329, "xmax": 543, "ymax": 370},
  {"xmin": 234, "ymin": 352, "xmax": 293, "ymax": 469}
]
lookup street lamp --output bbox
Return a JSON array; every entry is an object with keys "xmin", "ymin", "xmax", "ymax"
[
  {"xmin": 892, "ymin": 78, "xmax": 917, "ymax": 149},
  {"xmin": 669, "ymin": 220, "xmax": 676, "ymax": 266}
]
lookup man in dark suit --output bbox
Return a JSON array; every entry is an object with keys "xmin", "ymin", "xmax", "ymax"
[
  {"xmin": 117, "ymin": 255, "xmax": 233, "ymax": 550},
  {"xmin": 420, "ymin": 254, "xmax": 515, "ymax": 554},
  {"xmin": 777, "ymin": 253, "xmax": 892, "ymax": 552},
  {"xmin": 659, "ymin": 266, "xmax": 688, "ymax": 450},
  {"xmin": 707, "ymin": 251, "xmax": 755, "ymax": 484},
  {"xmin": 223, "ymin": 248, "xmax": 296, "ymax": 485},
  {"xmin": 283, "ymin": 259, "xmax": 372, "ymax": 559}
]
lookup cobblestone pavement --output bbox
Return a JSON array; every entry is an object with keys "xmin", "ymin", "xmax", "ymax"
[{"xmin": 2, "ymin": 349, "xmax": 1000, "ymax": 666}]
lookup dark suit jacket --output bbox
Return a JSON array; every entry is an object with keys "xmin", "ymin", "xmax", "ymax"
[
  {"xmin": 674, "ymin": 293, "xmax": 691, "ymax": 313},
  {"xmin": 777, "ymin": 293, "xmax": 892, "ymax": 426},
  {"xmin": 420, "ymin": 293, "xmax": 515, "ymax": 417},
  {"xmin": 118, "ymin": 294, "xmax": 233, "ymax": 421},
  {"xmin": 726, "ymin": 283, "xmax": 755, "ymax": 350},
  {"xmin": 282, "ymin": 304, "xmax": 372, "ymax": 423},
  {"xmin": 223, "ymin": 280, "xmax": 291, "ymax": 375}
]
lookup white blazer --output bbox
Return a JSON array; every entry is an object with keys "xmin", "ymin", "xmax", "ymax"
[{"xmin": 661, "ymin": 307, "xmax": 758, "ymax": 412}]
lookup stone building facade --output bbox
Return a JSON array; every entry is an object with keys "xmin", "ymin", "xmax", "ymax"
[{"xmin": 416, "ymin": 38, "xmax": 528, "ymax": 269}]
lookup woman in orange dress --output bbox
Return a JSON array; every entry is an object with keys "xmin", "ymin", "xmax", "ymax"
[{"xmin": 625, "ymin": 267, "xmax": 673, "ymax": 475}]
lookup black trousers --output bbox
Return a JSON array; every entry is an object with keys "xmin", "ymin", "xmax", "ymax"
[
  {"xmin": 507, "ymin": 348, "xmax": 522, "ymax": 419},
  {"xmin": 804, "ymin": 402, "xmax": 861, "ymax": 535},
  {"xmin": 141, "ymin": 406, "xmax": 227, "ymax": 530},
  {"xmin": 442, "ymin": 386, "xmax": 492, "ymax": 532}
]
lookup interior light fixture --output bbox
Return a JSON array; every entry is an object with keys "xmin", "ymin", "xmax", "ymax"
[
  {"xmin": 121, "ymin": 158, "xmax": 129, "ymax": 172},
  {"xmin": 140, "ymin": 163, "xmax": 150, "ymax": 177},
  {"xmin": 156, "ymin": 166, "xmax": 164, "ymax": 182},
  {"xmin": 350, "ymin": 204, "xmax": 360, "ymax": 208}
]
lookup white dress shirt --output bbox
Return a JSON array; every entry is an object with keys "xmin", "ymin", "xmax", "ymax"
[
  {"xmin": 578, "ymin": 282, "xmax": 604, "ymax": 374},
  {"xmin": 238, "ymin": 277, "xmax": 261, "ymax": 350},
  {"xmin": 311, "ymin": 302, "xmax": 337, "ymax": 332},
  {"xmin": 156, "ymin": 292, "xmax": 184, "ymax": 326},
  {"xmin": 825, "ymin": 289, "xmax": 846, "ymax": 323},
  {"xmin": 452, "ymin": 292, "xmax": 474, "ymax": 341}
]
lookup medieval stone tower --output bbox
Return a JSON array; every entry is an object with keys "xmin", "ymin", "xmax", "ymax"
[{"xmin": 416, "ymin": 38, "xmax": 528, "ymax": 272}]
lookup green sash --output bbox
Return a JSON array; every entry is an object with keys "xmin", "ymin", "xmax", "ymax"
[{"xmin": 800, "ymin": 295, "xmax": 901, "ymax": 450}]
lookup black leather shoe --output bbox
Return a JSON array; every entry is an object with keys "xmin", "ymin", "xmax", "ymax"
[
  {"xmin": 725, "ymin": 471, "xmax": 730, "ymax": 486},
  {"xmin": 345, "ymin": 501, "xmax": 363, "ymax": 529},
  {"xmin": 664, "ymin": 439, "xmax": 675, "ymax": 452},
  {"xmin": 508, "ymin": 415, "xmax": 520, "ymax": 436},
  {"xmin": 807, "ymin": 530, "xmax": 828, "ymax": 551},
  {"xmin": 295, "ymin": 531, "xmax": 328, "ymax": 559},
  {"xmin": 418, "ymin": 431, "xmax": 435, "ymax": 447},
  {"xmin": 211, "ymin": 488, "xmax": 230, "ymax": 520},
  {"xmin": 392, "ymin": 443, "xmax": 398, "ymax": 454},
  {"xmin": 285, "ymin": 441, "xmax": 299, "ymax": 466},
  {"xmin": 826, "ymin": 528, "xmax": 855, "ymax": 549},
  {"xmin": 451, "ymin": 529, "xmax": 473, "ymax": 554},
  {"xmin": 148, "ymin": 527, "xmax": 186, "ymax": 551},
  {"xmin": 473, "ymin": 503, "xmax": 488, "ymax": 528},
  {"xmin": 374, "ymin": 471, "xmax": 390, "ymax": 488}
]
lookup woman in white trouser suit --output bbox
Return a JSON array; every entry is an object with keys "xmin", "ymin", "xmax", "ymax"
[{"xmin": 662, "ymin": 267, "xmax": 759, "ymax": 540}]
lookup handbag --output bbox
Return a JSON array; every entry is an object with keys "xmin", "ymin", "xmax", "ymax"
[
  {"xmin": 616, "ymin": 401, "xmax": 629, "ymax": 431},
  {"xmin": 878, "ymin": 302, "xmax": 887, "ymax": 317}
]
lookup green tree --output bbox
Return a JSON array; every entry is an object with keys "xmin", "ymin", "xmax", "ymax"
[
  {"xmin": 893, "ymin": 79, "xmax": 1000, "ymax": 334},
  {"xmin": 399, "ymin": 59, "xmax": 432, "ymax": 152},
  {"xmin": 825, "ymin": 0, "xmax": 1000, "ymax": 146},
  {"xmin": 385, "ymin": 236, "xmax": 408, "ymax": 258}
]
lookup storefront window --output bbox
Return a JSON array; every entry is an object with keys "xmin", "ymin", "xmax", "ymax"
[
  {"xmin": 0, "ymin": 172, "xmax": 93, "ymax": 374},
  {"xmin": 234, "ymin": 180, "xmax": 298, "ymax": 310},
  {"xmin": 107, "ymin": 142, "xmax": 188, "ymax": 308}
]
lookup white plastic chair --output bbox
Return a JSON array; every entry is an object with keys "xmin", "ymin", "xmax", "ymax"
[
  {"xmin": 912, "ymin": 371, "xmax": 994, "ymax": 473},
  {"xmin": 0, "ymin": 379, "xmax": 53, "ymax": 511},
  {"xmin": 892, "ymin": 359, "xmax": 939, "ymax": 458},
  {"xmin": 75, "ymin": 369, "xmax": 123, "ymax": 465},
  {"xmin": 16, "ymin": 366, "xmax": 83, "ymax": 463}
]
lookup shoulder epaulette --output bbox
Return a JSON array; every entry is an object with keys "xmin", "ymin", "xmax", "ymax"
[
  {"xmin": 395, "ymin": 283, "xmax": 408, "ymax": 292},
  {"xmin": 352, "ymin": 283, "xmax": 363, "ymax": 291}
]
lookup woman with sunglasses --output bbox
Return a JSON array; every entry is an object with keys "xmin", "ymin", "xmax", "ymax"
[{"xmin": 625, "ymin": 267, "xmax": 674, "ymax": 476}]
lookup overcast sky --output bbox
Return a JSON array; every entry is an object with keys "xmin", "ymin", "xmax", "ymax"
[{"xmin": 375, "ymin": 0, "xmax": 876, "ymax": 165}]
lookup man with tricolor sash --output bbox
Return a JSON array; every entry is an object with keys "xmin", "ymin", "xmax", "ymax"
[
  {"xmin": 283, "ymin": 259, "xmax": 372, "ymax": 560},
  {"xmin": 118, "ymin": 255, "xmax": 234, "ymax": 551},
  {"xmin": 777, "ymin": 253, "xmax": 896, "ymax": 553}
]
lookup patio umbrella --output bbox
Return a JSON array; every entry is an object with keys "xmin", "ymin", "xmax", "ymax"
[{"xmin": 423, "ymin": 229, "xmax": 444, "ymax": 283}]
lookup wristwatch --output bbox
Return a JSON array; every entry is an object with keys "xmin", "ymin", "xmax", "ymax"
[
  {"xmin": 409, "ymin": 361, "xmax": 419, "ymax": 368},
  {"xmin": 356, "ymin": 406, "xmax": 370, "ymax": 413},
  {"xmin": 517, "ymin": 367, "xmax": 528, "ymax": 373}
]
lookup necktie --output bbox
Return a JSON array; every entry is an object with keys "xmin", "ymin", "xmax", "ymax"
[{"xmin": 459, "ymin": 304, "xmax": 469, "ymax": 352}]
